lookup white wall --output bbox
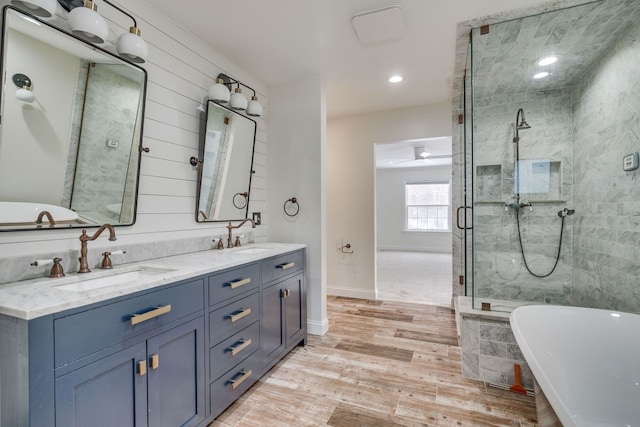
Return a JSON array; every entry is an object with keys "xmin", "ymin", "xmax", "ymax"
[
  {"xmin": 266, "ymin": 76, "xmax": 327, "ymax": 335},
  {"xmin": 0, "ymin": 0, "xmax": 268, "ymax": 255},
  {"xmin": 327, "ymin": 103, "xmax": 452, "ymax": 299},
  {"xmin": 376, "ymin": 165, "xmax": 452, "ymax": 253}
]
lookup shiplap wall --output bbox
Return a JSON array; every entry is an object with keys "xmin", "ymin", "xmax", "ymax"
[{"xmin": 0, "ymin": 0, "xmax": 268, "ymax": 257}]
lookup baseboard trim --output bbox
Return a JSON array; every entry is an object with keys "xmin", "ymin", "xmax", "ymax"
[
  {"xmin": 307, "ymin": 318, "xmax": 329, "ymax": 336},
  {"xmin": 377, "ymin": 245, "xmax": 452, "ymax": 253},
  {"xmin": 327, "ymin": 286, "xmax": 377, "ymax": 300}
]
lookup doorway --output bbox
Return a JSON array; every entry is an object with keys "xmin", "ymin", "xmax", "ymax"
[{"xmin": 374, "ymin": 138, "xmax": 453, "ymax": 307}]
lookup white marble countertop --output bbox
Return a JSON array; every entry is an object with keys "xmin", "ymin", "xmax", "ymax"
[{"xmin": 0, "ymin": 243, "xmax": 305, "ymax": 320}]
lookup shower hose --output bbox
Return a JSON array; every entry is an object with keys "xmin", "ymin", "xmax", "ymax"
[{"xmin": 515, "ymin": 209, "xmax": 568, "ymax": 278}]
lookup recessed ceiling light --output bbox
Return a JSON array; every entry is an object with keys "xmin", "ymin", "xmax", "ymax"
[
  {"xmin": 533, "ymin": 72, "xmax": 550, "ymax": 79},
  {"xmin": 388, "ymin": 75, "xmax": 403, "ymax": 83},
  {"xmin": 538, "ymin": 56, "xmax": 558, "ymax": 66}
]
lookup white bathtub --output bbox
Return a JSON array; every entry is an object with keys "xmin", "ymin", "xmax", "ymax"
[
  {"xmin": 0, "ymin": 201, "xmax": 78, "ymax": 225},
  {"xmin": 510, "ymin": 305, "xmax": 640, "ymax": 426}
]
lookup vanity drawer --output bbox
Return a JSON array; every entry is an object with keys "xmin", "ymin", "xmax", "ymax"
[
  {"xmin": 209, "ymin": 320, "xmax": 260, "ymax": 381},
  {"xmin": 54, "ymin": 278, "xmax": 204, "ymax": 368},
  {"xmin": 261, "ymin": 250, "xmax": 304, "ymax": 284},
  {"xmin": 209, "ymin": 291, "xmax": 260, "ymax": 344},
  {"xmin": 210, "ymin": 352, "xmax": 261, "ymax": 419},
  {"xmin": 208, "ymin": 263, "xmax": 260, "ymax": 306}
]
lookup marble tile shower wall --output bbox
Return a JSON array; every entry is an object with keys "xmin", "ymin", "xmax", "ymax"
[
  {"xmin": 461, "ymin": 315, "xmax": 533, "ymax": 389},
  {"xmin": 571, "ymin": 21, "xmax": 640, "ymax": 314},
  {"xmin": 473, "ymin": 88, "xmax": 574, "ymax": 304}
]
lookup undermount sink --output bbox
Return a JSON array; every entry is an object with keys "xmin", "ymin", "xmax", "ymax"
[
  {"xmin": 234, "ymin": 247, "xmax": 272, "ymax": 255},
  {"xmin": 54, "ymin": 266, "xmax": 175, "ymax": 292}
]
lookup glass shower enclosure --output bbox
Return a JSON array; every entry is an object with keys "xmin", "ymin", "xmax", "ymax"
[{"xmin": 469, "ymin": 0, "xmax": 640, "ymax": 313}]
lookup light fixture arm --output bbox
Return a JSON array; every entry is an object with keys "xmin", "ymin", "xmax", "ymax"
[
  {"xmin": 217, "ymin": 73, "xmax": 257, "ymax": 98},
  {"xmin": 100, "ymin": 0, "xmax": 136, "ymax": 27}
]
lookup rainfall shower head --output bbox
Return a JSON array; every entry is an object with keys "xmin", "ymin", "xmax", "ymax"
[{"xmin": 516, "ymin": 108, "xmax": 531, "ymax": 130}]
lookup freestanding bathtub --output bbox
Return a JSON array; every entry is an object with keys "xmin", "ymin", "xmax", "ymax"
[{"xmin": 510, "ymin": 305, "xmax": 640, "ymax": 426}]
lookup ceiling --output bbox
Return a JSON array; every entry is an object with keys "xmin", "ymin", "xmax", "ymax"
[
  {"xmin": 145, "ymin": 0, "xmax": 552, "ymax": 119},
  {"xmin": 375, "ymin": 137, "xmax": 452, "ymax": 169}
]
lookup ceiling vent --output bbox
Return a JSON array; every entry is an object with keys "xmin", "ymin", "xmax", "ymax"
[{"xmin": 352, "ymin": 5, "xmax": 405, "ymax": 45}]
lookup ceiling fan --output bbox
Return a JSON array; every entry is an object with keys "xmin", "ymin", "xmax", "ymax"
[{"xmin": 389, "ymin": 146, "xmax": 452, "ymax": 165}]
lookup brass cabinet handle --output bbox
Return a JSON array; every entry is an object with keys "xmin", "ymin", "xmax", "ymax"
[
  {"xmin": 150, "ymin": 354, "xmax": 159, "ymax": 370},
  {"xmin": 137, "ymin": 360, "xmax": 147, "ymax": 376},
  {"xmin": 280, "ymin": 289, "xmax": 290, "ymax": 299},
  {"xmin": 229, "ymin": 338, "xmax": 252, "ymax": 356},
  {"xmin": 229, "ymin": 308, "xmax": 252, "ymax": 323},
  {"xmin": 229, "ymin": 277, "xmax": 251, "ymax": 289},
  {"xmin": 277, "ymin": 262, "xmax": 295, "ymax": 270},
  {"xmin": 230, "ymin": 369, "xmax": 252, "ymax": 390},
  {"xmin": 130, "ymin": 305, "xmax": 172, "ymax": 325}
]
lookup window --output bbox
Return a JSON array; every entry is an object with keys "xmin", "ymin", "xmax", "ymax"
[{"xmin": 405, "ymin": 181, "xmax": 450, "ymax": 231}]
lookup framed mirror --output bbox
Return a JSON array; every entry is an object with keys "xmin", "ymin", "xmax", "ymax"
[
  {"xmin": 0, "ymin": 6, "xmax": 147, "ymax": 231},
  {"xmin": 196, "ymin": 101, "xmax": 256, "ymax": 222}
]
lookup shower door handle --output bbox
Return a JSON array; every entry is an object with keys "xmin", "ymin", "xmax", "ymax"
[{"xmin": 456, "ymin": 206, "xmax": 473, "ymax": 230}]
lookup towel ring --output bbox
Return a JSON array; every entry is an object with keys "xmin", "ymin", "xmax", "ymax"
[
  {"xmin": 233, "ymin": 192, "xmax": 248, "ymax": 209},
  {"xmin": 283, "ymin": 197, "xmax": 299, "ymax": 217}
]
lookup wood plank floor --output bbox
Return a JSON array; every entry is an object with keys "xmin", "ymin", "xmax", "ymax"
[{"xmin": 209, "ymin": 296, "xmax": 537, "ymax": 427}]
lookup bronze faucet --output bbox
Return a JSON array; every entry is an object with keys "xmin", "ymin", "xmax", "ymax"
[
  {"xmin": 35, "ymin": 210, "xmax": 55, "ymax": 227},
  {"xmin": 78, "ymin": 224, "xmax": 117, "ymax": 273},
  {"xmin": 226, "ymin": 218, "xmax": 256, "ymax": 248}
]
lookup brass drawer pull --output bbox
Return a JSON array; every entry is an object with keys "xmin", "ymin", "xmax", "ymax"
[
  {"xmin": 229, "ymin": 338, "xmax": 252, "ymax": 356},
  {"xmin": 229, "ymin": 277, "xmax": 251, "ymax": 289},
  {"xmin": 229, "ymin": 308, "xmax": 252, "ymax": 323},
  {"xmin": 277, "ymin": 262, "xmax": 295, "ymax": 270},
  {"xmin": 230, "ymin": 369, "xmax": 252, "ymax": 390},
  {"xmin": 137, "ymin": 360, "xmax": 147, "ymax": 376},
  {"xmin": 130, "ymin": 304, "xmax": 172, "ymax": 325},
  {"xmin": 150, "ymin": 354, "xmax": 159, "ymax": 370}
]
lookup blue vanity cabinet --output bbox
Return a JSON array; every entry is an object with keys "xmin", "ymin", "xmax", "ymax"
[
  {"xmin": 0, "ymin": 277, "xmax": 206, "ymax": 427},
  {"xmin": 206, "ymin": 249, "xmax": 307, "ymax": 421},
  {"xmin": 260, "ymin": 251, "xmax": 307, "ymax": 370},
  {"xmin": 207, "ymin": 262, "xmax": 262, "ymax": 419},
  {"xmin": 55, "ymin": 342, "xmax": 148, "ymax": 426},
  {"xmin": 54, "ymin": 279, "xmax": 206, "ymax": 427}
]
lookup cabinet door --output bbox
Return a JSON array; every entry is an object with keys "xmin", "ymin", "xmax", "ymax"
[
  {"xmin": 147, "ymin": 317, "xmax": 205, "ymax": 427},
  {"xmin": 55, "ymin": 342, "xmax": 147, "ymax": 427},
  {"xmin": 260, "ymin": 282, "xmax": 284, "ymax": 363},
  {"xmin": 283, "ymin": 274, "xmax": 305, "ymax": 349}
]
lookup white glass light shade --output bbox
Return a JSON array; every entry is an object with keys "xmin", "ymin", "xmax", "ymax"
[
  {"xmin": 16, "ymin": 86, "xmax": 35, "ymax": 103},
  {"xmin": 68, "ymin": 1, "xmax": 108, "ymax": 44},
  {"xmin": 11, "ymin": 0, "xmax": 57, "ymax": 17},
  {"xmin": 116, "ymin": 27, "xmax": 148, "ymax": 63},
  {"xmin": 246, "ymin": 95, "xmax": 262, "ymax": 117},
  {"xmin": 209, "ymin": 78, "xmax": 230, "ymax": 103},
  {"xmin": 229, "ymin": 87, "xmax": 247, "ymax": 111}
]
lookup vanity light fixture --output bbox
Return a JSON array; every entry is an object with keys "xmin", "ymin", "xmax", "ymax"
[
  {"xmin": 246, "ymin": 94, "xmax": 263, "ymax": 117},
  {"xmin": 67, "ymin": 0, "xmax": 108, "ymax": 43},
  {"xmin": 533, "ymin": 71, "xmax": 550, "ymax": 79},
  {"xmin": 538, "ymin": 56, "xmax": 558, "ymax": 66},
  {"xmin": 211, "ymin": 73, "xmax": 263, "ymax": 117},
  {"xmin": 11, "ymin": 0, "xmax": 57, "ymax": 17},
  {"xmin": 59, "ymin": 0, "xmax": 148, "ymax": 63},
  {"xmin": 229, "ymin": 86, "xmax": 248, "ymax": 111},
  {"xmin": 13, "ymin": 73, "xmax": 35, "ymax": 103},
  {"xmin": 209, "ymin": 77, "xmax": 230, "ymax": 104}
]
